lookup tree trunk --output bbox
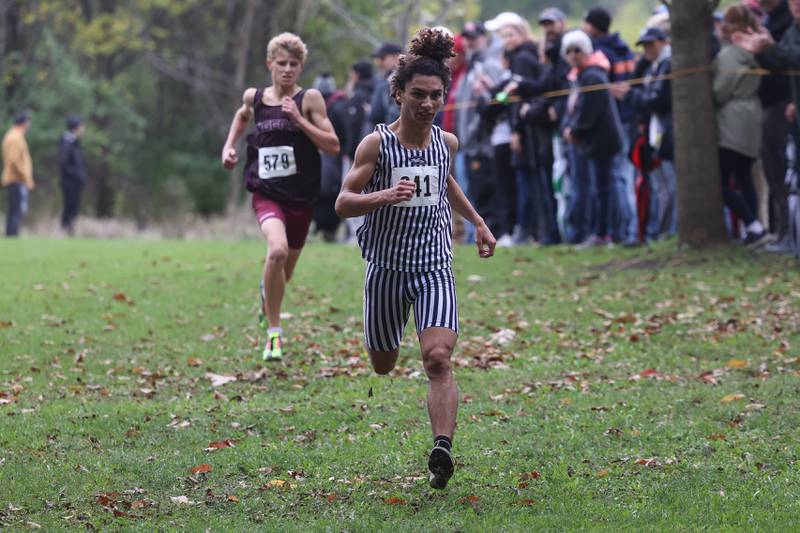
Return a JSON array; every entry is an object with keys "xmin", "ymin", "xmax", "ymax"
[
  {"xmin": 4, "ymin": 0, "xmax": 22, "ymax": 102},
  {"xmin": 225, "ymin": 0, "xmax": 257, "ymax": 213},
  {"xmin": 93, "ymin": 0, "xmax": 119, "ymax": 218},
  {"xmin": 669, "ymin": 0, "xmax": 728, "ymax": 247}
]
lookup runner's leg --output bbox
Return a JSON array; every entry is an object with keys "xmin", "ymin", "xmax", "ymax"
[
  {"xmin": 260, "ymin": 217, "xmax": 289, "ymax": 328},
  {"xmin": 419, "ymin": 327, "xmax": 458, "ymax": 439}
]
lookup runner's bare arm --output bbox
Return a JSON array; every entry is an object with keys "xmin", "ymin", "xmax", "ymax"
[
  {"xmin": 335, "ymin": 132, "xmax": 416, "ymax": 218},
  {"xmin": 222, "ymin": 88, "xmax": 256, "ymax": 169},
  {"xmin": 283, "ymin": 88, "xmax": 339, "ymax": 156},
  {"xmin": 443, "ymin": 132, "xmax": 496, "ymax": 258}
]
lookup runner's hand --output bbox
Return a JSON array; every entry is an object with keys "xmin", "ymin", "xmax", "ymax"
[
  {"xmin": 383, "ymin": 180, "xmax": 416, "ymax": 205},
  {"xmin": 282, "ymin": 97, "xmax": 302, "ymax": 123},
  {"xmin": 787, "ymin": 103, "xmax": 796, "ymax": 124},
  {"xmin": 222, "ymin": 147, "xmax": 238, "ymax": 169},
  {"xmin": 475, "ymin": 222, "xmax": 496, "ymax": 258}
]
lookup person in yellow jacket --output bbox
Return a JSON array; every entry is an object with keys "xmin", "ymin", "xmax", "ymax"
[{"xmin": 2, "ymin": 111, "xmax": 34, "ymax": 236}]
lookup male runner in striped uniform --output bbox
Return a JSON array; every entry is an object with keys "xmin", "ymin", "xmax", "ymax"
[{"xmin": 336, "ymin": 28, "xmax": 496, "ymax": 489}]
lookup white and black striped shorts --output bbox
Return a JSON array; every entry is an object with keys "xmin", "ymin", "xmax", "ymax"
[{"xmin": 363, "ymin": 263, "xmax": 459, "ymax": 352}]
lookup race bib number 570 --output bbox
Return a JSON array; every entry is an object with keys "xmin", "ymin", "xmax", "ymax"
[
  {"xmin": 390, "ymin": 166, "xmax": 440, "ymax": 208},
  {"xmin": 258, "ymin": 146, "xmax": 297, "ymax": 180}
]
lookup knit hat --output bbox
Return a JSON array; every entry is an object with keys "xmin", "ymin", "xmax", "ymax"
[
  {"xmin": 561, "ymin": 30, "xmax": 594, "ymax": 59},
  {"xmin": 584, "ymin": 7, "xmax": 612, "ymax": 34}
]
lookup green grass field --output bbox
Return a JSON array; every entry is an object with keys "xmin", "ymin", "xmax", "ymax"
[{"xmin": 1, "ymin": 238, "xmax": 799, "ymax": 531}]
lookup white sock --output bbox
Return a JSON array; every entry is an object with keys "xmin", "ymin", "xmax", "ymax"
[
  {"xmin": 746, "ymin": 221, "xmax": 764, "ymax": 234},
  {"xmin": 267, "ymin": 327, "xmax": 282, "ymax": 336}
]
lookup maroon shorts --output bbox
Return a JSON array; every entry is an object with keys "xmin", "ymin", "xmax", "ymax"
[{"xmin": 251, "ymin": 192, "xmax": 314, "ymax": 250}]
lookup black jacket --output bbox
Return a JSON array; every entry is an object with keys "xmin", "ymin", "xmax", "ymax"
[
  {"xmin": 757, "ymin": 21, "xmax": 800, "ymax": 114},
  {"xmin": 627, "ymin": 52, "xmax": 674, "ymax": 160},
  {"xmin": 515, "ymin": 35, "xmax": 570, "ymax": 115},
  {"xmin": 759, "ymin": 0, "xmax": 793, "ymax": 107},
  {"xmin": 348, "ymin": 80, "xmax": 373, "ymax": 157},
  {"xmin": 565, "ymin": 65, "xmax": 623, "ymax": 158},
  {"xmin": 58, "ymin": 132, "xmax": 88, "ymax": 185},
  {"xmin": 507, "ymin": 41, "xmax": 552, "ymax": 169}
]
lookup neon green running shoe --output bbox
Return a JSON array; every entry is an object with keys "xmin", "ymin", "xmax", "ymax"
[
  {"xmin": 258, "ymin": 280, "xmax": 267, "ymax": 331},
  {"xmin": 262, "ymin": 331, "xmax": 283, "ymax": 361}
]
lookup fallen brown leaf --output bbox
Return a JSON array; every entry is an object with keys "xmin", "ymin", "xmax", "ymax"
[
  {"xmin": 190, "ymin": 464, "xmax": 212, "ymax": 474},
  {"xmin": 721, "ymin": 394, "xmax": 745, "ymax": 403},
  {"xmin": 205, "ymin": 439, "xmax": 236, "ymax": 451}
]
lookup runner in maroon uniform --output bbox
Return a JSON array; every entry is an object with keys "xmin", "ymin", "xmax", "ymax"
[{"xmin": 222, "ymin": 32, "xmax": 339, "ymax": 360}]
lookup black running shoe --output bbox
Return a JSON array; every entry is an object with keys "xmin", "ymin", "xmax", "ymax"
[{"xmin": 428, "ymin": 442, "xmax": 454, "ymax": 489}]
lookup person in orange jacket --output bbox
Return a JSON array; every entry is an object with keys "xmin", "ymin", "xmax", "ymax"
[{"xmin": 2, "ymin": 111, "xmax": 34, "ymax": 237}]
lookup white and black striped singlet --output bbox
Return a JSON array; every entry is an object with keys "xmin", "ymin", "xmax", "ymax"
[{"xmin": 357, "ymin": 124, "xmax": 453, "ymax": 272}]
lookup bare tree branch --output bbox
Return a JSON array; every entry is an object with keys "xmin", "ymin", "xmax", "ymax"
[
  {"xmin": 145, "ymin": 51, "xmax": 230, "ymax": 95},
  {"xmin": 430, "ymin": 0, "xmax": 456, "ymax": 27},
  {"xmin": 320, "ymin": 0, "xmax": 383, "ymax": 48}
]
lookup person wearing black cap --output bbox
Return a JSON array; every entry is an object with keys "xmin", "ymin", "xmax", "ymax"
[
  {"xmin": 455, "ymin": 20, "xmax": 505, "ymax": 241},
  {"xmin": 583, "ymin": 6, "xmax": 638, "ymax": 244},
  {"xmin": 58, "ymin": 115, "xmax": 88, "ymax": 235},
  {"xmin": 2, "ymin": 111, "xmax": 33, "ymax": 237},
  {"xmin": 620, "ymin": 27, "xmax": 676, "ymax": 242},
  {"xmin": 369, "ymin": 42, "xmax": 403, "ymax": 127}
]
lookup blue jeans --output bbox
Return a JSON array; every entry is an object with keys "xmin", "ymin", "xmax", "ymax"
[
  {"xmin": 651, "ymin": 159, "xmax": 677, "ymax": 237},
  {"xmin": 612, "ymin": 142, "xmax": 637, "ymax": 242},
  {"xmin": 566, "ymin": 146, "xmax": 594, "ymax": 243},
  {"xmin": 514, "ymin": 167, "xmax": 534, "ymax": 236},
  {"xmin": 455, "ymin": 152, "xmax": 474, "ymax": 243},
  {"xmin": 531, "ymin": 165, "xmax": 561, "ymax": 244},
  {"xmin": 5, "ymin": 183, "xmax": 27, "ymax": 237},
  {"xmin": 590, "ymin": 155, "xmax": 615, "ymax": 238}
]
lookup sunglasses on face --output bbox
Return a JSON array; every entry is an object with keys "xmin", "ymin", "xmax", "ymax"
[{"xmin": 565, "ymin": 48, "xmax": 583, "ymax": 55}]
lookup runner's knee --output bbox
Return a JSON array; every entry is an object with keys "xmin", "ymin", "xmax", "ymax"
[
  {"xmin": 267, "ymin": 244, "xmax": 289, "ymax": 265},
  {"xmin": 423, "ymin": 345, "xmax": 452, "ymax": 378},
  {"xmin": 369, "ymin": 348, "xmax": 398, "ymax": 375}
]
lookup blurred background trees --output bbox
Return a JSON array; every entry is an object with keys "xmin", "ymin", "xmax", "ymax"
[{"xmin": 0, "ymin": 0, "xmax": 657, "ymax": 226}]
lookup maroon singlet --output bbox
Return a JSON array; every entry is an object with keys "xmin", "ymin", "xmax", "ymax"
[{"xmin": 244, "ymin": 88, "xmax": 321, "ymax": 207}]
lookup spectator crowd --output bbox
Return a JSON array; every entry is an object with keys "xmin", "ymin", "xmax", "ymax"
[
  {"xmin": 309, "ymin": 1, "xmax": 800, "ymax": 256},
  {"xmin": 4, "ymin": 1, "xmax": 799, "ymax": 256}
]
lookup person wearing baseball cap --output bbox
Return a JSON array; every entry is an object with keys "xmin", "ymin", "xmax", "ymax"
[
  {"xmin": 636, "ymin": 26, "xmax": 668, "ymax": 47},
  {"xmin": 621, "ymin": 25, "xmax": 675, "ymax": 242},
  {"xmin": 371, "ymin": 42, "xmax": 403, "ymax": 60},
  {"xmin": 538, "ymin": 7, "xmax": 566, "ymax": 42},
  {"xmin": 582, "ymin": 6, "xmax": 639, "ymax": 245},
  {"xmin": 484, "ymin": 11, "xmax": 526, "ymax": 33},
  {"xmin": 461, "ymin": 21, "xmax": 486, "ymax": 39},
  {"xmin": 369, "ymin": 42, "xmax": 403, "ymax": 127}
]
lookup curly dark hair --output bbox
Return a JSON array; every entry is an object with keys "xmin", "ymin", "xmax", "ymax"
[{"xmin": 390, "ymin": 27, "xmax": 455, "ymax": 104}]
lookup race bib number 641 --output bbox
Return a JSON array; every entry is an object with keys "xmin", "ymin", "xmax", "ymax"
[
  {"xmin": 258, "ymin": 146, "xmax": 297, "ymax": 180},
  {"xmin": 390, "ymin": 166, "xmax": 440, "ymax": 208}
]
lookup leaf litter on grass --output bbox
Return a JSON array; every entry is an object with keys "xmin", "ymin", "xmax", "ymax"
[{"xmin": 4, "ymin": 242, "xmax": 800, "ymax": 529}]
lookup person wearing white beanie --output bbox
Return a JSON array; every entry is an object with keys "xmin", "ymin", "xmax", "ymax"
[{"xmin": 560, "ymin": 29, "xmax": 594, "ymax": 60}]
